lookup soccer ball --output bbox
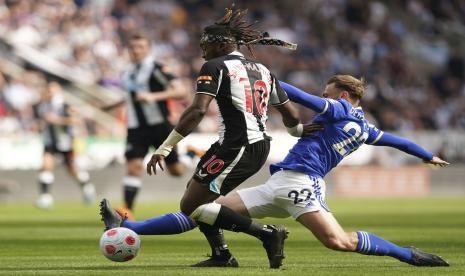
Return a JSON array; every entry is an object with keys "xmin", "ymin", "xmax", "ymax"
[
  {"xmin": 36, "ymin": 194, "xmax": 54, "ymax": 209},
  {"xmin": 99, "ymin": 227, "xmax": 140, "ymax": 262}
]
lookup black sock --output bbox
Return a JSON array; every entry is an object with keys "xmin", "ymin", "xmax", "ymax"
[
  {"xmin": 39, "ymin": 182, "xmax": 50, "ymax": 194},
  {"xmin": 212, "ymin": 205, "xmax": 273, "ymax": 240},
  {"xmin": 79, "ymin": 181, "xmax": 89, "ymax": 187},
  {"xmin": 198, "ymin": 222, "xmax": 231, "ymax": 259},
  {"xmin": 124, "ymin": 186, "xmax": 139, "ymax": 210}
]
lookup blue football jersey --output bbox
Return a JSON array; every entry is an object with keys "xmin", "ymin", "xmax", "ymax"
[{"xmin": 270, "ymin": 98, "xmax": 383, "ymax": 178}]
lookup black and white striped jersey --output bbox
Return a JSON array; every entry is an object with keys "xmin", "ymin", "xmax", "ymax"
[
  {"xmin": 196, "ymin": 51, "xmax": 289, "ymax": 146},
  {"xmin": 122, "ymin": 55, "xmax": 175, "ymax": 129},
  {"xmin": 34, "ymin": 96, "xmax": 73, "ymax": 152}
]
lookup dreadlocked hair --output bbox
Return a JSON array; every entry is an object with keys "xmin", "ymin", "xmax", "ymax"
[
  {"xmin": 216, "ymin": 7, "xmax": 262, "ymax": 53},
  {"xmin": 202, "ymin": 5, "xmax": 297, "ymax": 56}
]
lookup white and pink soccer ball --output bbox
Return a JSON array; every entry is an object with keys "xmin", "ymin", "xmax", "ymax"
[{"xmin": 99, "ymin": 227, "xmax": 140, "ymax": 262}]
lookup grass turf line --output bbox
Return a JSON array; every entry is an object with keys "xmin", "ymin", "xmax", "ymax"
[{"xmin": 1, "ymin": 198, "xmax": 465, "ymax": 275}]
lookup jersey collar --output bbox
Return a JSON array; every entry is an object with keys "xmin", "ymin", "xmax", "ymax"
[
  {"xmin": 134, "ymin": 55, "xmax": 154, "ymax": 68},
  {"xmin": 228, "ymin": 51, "xmax": 244, "ymax": 57}
]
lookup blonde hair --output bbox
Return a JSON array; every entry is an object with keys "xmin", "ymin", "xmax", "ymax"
[{"xmin": 327, "ymin": 75, "xmax": 365, "ymax": 100}]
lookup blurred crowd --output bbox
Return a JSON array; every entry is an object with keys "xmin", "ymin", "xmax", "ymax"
[{"xmin": 0, "ymin": 0, "xmax": 465, "ymax": 137}]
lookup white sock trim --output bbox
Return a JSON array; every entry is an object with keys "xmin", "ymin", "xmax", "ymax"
[
  {"xmin": 190, "ymin": 203, "xmax": 221, "ymax": 225},
  {"xmin": 77, "ymin": 171, "xmax": 90, "ymax": 183},
  {"xmin": 38, "ymin": 171, "xmax": 54, "ymax": 184},
  {"xmin": 123, "ymin": 176, "xmax": 142, "ymax": 188}
]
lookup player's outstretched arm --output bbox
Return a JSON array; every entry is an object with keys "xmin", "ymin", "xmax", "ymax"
[
  {"xmin": 372, "ymin": 132, "xmax": 450, "ymax": 167},
  {"xmin": 146, "ymin": 93, "xmax": 214, "ymax": 175},
  {"xmin": 279, "ymin": 81, "xmax": 327, "ymax": 113}
]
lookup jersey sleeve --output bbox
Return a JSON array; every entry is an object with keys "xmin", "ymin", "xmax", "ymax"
[
  {"xmin": 370, "ymin": 131, "xmax": 433, "ymax": 160},
  {"xmin": 269, "ymin": 75, "xmax": 289, "ymax": 106},
  {"xmin": 196, "ymin": 61, "xmax": 223, "ymax": 97},
  {"xmin": 151, "ymin": 64, "xmax": 176, "ymax": 90},
  {"xmin": 364, "ymin": 123, "xmax": 384, "ymax": 145},
  {"xmin": 319, "ymin": 99, "xmax": 349, "ymax": 121},
  {"xmin": 279, "ymin": 81, "xmax": 326, "ymax": 111},
  {"xmin": 159, "ymin": 66, "xmax": 175, "ymax": 82}
]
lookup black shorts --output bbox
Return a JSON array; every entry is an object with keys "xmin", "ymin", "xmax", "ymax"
[
  {"xmin": 193, "ymin": 139, "xmax": 270, "ymax": 195},
  {"xmin": 44, "ymin": 144, "xmax": 74, "ymax": 166},
  {"xmin": 125, "ymin": 123, "xmax": 179, "ymax": 164}
]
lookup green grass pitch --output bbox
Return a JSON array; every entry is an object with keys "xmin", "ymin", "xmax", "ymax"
[{"xmin": 1, "ymin": 198, "xmax": 465, "ymax": 275}]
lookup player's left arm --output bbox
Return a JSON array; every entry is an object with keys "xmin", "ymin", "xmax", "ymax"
[
  {"xmin": 369, "ymin": 131, "xmax": 450, "ymax": 167},
  {"xmin": 136, "ymin": 66, "xmax": 187, "ymax": 103},
  {"xmin": 271, "ymin": 78, "xmax": 323, "ymax": 136}
]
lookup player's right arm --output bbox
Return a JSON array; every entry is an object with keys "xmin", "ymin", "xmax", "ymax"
[
  {"xmin": 279, "ymin": 81, "xmax": 327, "ymax": 113},
  {"xmin": 279, "ymin": 81, "xmax": 347, "ymax": 122},
  {"xmin": 270, "ymin": 77, "xmax": 323, "ymax": 136},
  {"xmin": 146, "ymin": 61, "xmax": 219, "ymax": 175},
  {"xmin": 43, "ymin": 108, "xmax": 79, "ymax": 126},
  {"xmin": 366, "ymin": 126, "xmax": 449, "ymax": 167}
]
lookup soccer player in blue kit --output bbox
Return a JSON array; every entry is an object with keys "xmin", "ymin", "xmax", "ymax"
[{"xmin": 190, "ymin": 74, "xmax": 450, "ymax": 267}]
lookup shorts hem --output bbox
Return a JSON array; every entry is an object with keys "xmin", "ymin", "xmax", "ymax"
[{"xmin": 292, "ymin": 206, "xmax": 324, "ymax": 220}]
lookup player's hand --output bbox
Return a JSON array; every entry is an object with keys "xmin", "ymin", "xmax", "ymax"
[
  {"xmin": 424, "ymin": 156, "xmax": 450, "ymax": 167},
  {"xmin": 146, "ymin": 154, "xmax": 165, "ymax": 175},
  {"xmin": 302, "ymin": 123, "xmax": 324, "ymax": 136},
  {"xmin": 136, "ymin": 92, "xmax": 154, "ymax": 103}
]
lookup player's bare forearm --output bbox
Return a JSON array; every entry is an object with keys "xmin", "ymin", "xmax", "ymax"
[
  {"xmin": 44, "ymin": 113, "xmax": 77, "ymax": 126},
  {"xmin": 274, "ymin": 102, "xmax": 300, "ymax": 128},
  {"xmin": 173, "ymin": 106, "xmax": 205, "ymax": 136},
  {"xmin": 101, "ymin": 99, "xmax": 125, "ymax": 111},
  {"xmin": 147, "ymin": 80, "xmax": 187, "ymax": 102},
  {"xmin": 173, "ymin": 93, "xmax": 214, "ymax": 136}
]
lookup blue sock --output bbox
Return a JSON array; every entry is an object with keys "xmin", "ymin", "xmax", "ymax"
[
  {"xmin": 122, "ymin": 212, "xmax": 196, "ymax": 235},
  {"xmin": 356, "ymin": 231, "xmax": 412, "ymax": 263}
]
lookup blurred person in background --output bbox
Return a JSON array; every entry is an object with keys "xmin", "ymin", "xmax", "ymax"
[
  {"xmin": 107, "ymin": 32, "xmax": 188, "ymax": 219},
  {"xmin": 33, "ymin": 81, "xmax": 96, "ymax": 209},
  {"xmin": 0, "ymin": 71, "xmax": 10, "ymax": 117}
]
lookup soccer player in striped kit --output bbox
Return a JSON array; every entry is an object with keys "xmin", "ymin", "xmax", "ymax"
[
  {"xmin": 100, "ymin": 6, "xmax": 319, "ymax": 268},
  {"xmin": 116, "ymin": 33, "xmax": 188, "ymax": 219},
  {"xmin": 35, "ymin": 81, "xmax": 96, "ymax": 209}
]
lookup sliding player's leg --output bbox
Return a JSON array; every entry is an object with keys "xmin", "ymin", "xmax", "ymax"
[
  {"xmin": 191, "ymin": 184, "xmax": 290, "ymax": 269},
  {"xmin": 102, "ymin": 140, "xmax": 247, "ymax": 234},
  {"xmin": 297, "ymin": 209, "xmax": 448, "ymax": 266},
  {"xmin": 99, "ymin": 178, "xmax": 215, "ymax": 234}
]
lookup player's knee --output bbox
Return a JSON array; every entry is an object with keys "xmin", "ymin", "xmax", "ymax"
[
  {"xmin": 127, "ymin": 159, "xmax": 143, "ymax": 176},
  {"xmin": 189, "ymin": 203, "xmax": 221, "ymax": 225}
]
